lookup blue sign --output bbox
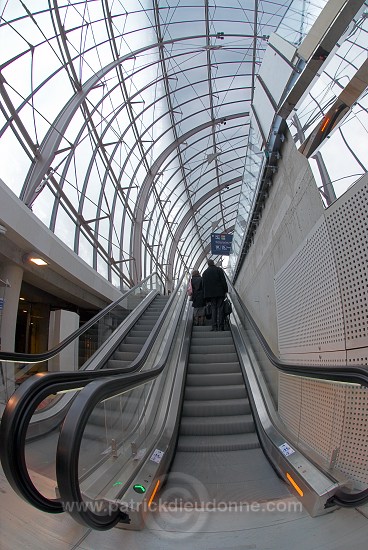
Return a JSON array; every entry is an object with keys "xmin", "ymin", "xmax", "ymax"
[{"xmin": 210, "ymin": 233, "xmax": 233, "ymax": 255}]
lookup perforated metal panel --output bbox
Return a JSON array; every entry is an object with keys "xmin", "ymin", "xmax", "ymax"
[
  {"xmin": 339, "ymin": 387, "xmax": 368, "ymax": 486},
  {"xmin": 347, "ymin": 348, "xmax": 368, "ymax": 366},
  {"xmin": 275, "ymin": 176, "xmax": 368, "ymax": 364},
  {"xmin": 280, "ymin": 350, "xmax": 346, "ymax": 367},
  {"xmin": 326, "ymin": 183, "xmax": 368, "ymax": 349},
  {"xmin": 276, "ymin": 176, "xmax": 368, "ymax": 489},
  {"xmin": 278, "ymin": 372, "xmax": 302, "ymax": 435},
  {"xmin": 275, "ymin": 217, "xmax": 345, "ymax": 356},
  {"xmin": 279, "ymin": 373, "xmax": 368, "ymax": 488}
]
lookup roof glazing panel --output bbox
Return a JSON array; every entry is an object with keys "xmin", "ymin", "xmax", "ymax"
[{"xmin": 1, "ymin": 0, "xmax": 333, "ymax": 287}]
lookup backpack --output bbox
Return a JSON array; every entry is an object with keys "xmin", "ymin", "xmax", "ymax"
[{"xmin": 224, "ymin": 298, "xmax": 232, "ymax": 316}]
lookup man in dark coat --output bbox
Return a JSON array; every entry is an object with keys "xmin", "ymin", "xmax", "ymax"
[{"xmin": 202, "ymin": 259, "xmax": 228, "ymax": 331}]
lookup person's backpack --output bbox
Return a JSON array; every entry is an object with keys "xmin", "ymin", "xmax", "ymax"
[{"xmin": 224, "ymin": 298, "xmax": 232, "ymax": 316}]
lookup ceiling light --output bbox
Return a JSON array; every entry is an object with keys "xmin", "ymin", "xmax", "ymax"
[{"xmin": 23, "ymin": 253, "xmax": 48, "ymax": 266}]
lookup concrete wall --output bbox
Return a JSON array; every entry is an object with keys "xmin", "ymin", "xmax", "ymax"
[
  {"xmin": 234, "ymin": 130, "xmax": 368, "ymax": 489},
  {"xmin": 234, "ymin": 129, "xmax": 324, "ymax": 356}
]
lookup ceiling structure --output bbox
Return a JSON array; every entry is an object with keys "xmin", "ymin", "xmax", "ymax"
[{"xmin": 0, "ymin": 1, "xmax": 338, "ymax": 289}]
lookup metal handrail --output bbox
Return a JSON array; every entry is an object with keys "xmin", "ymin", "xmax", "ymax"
[{"xmin": 0, "ymin": 272, "xmax": 163, "ymax": 363}]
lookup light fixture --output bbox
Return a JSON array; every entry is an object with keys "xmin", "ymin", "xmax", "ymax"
[{"xmin": 23, "ymin": 253, "xmax": 48, "ymax": 266}]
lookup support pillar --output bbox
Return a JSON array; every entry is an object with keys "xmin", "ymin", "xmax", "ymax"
[
  {"xmin": 0, "ymin": 263, "xmax": 23, "ymax": 401},
  {"xmin": 48, "ymin": 310, "xmax": 79, "ymax": 372}
]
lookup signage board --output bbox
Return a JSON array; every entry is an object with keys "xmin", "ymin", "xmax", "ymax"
[{"xmin": 210, "ymin": 233, "xmax": 233, "ymax": 255}]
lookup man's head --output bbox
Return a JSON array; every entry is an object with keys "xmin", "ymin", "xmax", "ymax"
[{"xmin": 207, "ymin": 259, "xmax": 215, "ymax": 266}]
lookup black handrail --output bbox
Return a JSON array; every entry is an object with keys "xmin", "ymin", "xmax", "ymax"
[
  {"xmin": 228, "ymin": 279, "xmax": 368, "ymax": 385},
  {"xmin": 0, "ymin": 274, "xmax": 185, "ymax": 515},
  {"xmin": 227, "ymin": 279, "xmax": 368, "ymax": 508},
  {"xmin": 0, "ymin": 272, "xmax": 163, "ymax": 363},
  {"xmin": 55, "ymin": 285, "xmax": 187, "ymax": 529}
]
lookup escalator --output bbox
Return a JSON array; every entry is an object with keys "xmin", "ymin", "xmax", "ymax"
[
  {"xmin": 106, "ymin": 295, "xmax": 169, "ymax": 370},
  {"xmin": 2, "ymin": 278, "xmax": 368, "ymax": 536},
  {"xmin": 79, "ymin": 294, "xmax": 169, "ymax": 463},
  {"xmin": 0, "ymin": 276, "xmax": 169, "ymax": 440},
  {"xmin": 162, "ymin": 324, "xmax": 289, "ymax": 508},
  {"xmin": 0, "ymin": 275, "xmax": 183, "ymax": 517}
]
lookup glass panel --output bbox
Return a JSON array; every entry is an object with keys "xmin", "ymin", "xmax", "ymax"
[
  {"xmin": 286, "ymin": 8, "xmax": 368, "ymax": 204},
  {"xmin": 277, "ymin": 0, "xmax": 327, "ymax": 46},
  {"xmin": 78, "ymin": 381, "xmax": 153, "ymax": 502},
  {"xmin": 0, "ymin": 275, "xmax": 163, "ymax": 407}
]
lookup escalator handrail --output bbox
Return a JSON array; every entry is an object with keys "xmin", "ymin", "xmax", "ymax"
[
  {"xmin": 55, "ymin": 282, "xmax": 188, "ymax": 529},
  {"xmin": 0, "ymin": 274, "xmax": 186, "ymax": 516},
  {"xmin": 0, "ymin": 272, "xmax": 162, "ymax": 363},
  {"xmin": 227, "ymin": 277, "xmax": 368, "ymax": 508},
  {"xmin": 227, "ymin": 277, "xmax": 368, "ymax": 385}
]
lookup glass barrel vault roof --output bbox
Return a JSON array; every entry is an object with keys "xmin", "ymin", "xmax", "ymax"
[{"xmin": 0, "ymin": 1, "xmax": 330, "ymax": 288}]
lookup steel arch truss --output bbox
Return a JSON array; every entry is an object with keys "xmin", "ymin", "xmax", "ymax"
[{"xmin": 0, "ymin": 1, "xmax": 294, "ymax": 286}]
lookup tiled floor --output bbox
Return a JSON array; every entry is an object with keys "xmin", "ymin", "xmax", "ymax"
[{"xmin": 2, "ymin": 464, "xmax": 368, "ymax": 550}]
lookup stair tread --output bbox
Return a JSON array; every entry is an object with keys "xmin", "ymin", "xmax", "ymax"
[
  {"xmin": 181, "ymin": 414, "xmax": 253, "ymax": 425},
  {"xmin": 177, "ymin": 433, "xmax": 260, "ymax": 452},
  {"xmin": 185, "ymin": 372, "xmax": 244, "ymax": 386}
]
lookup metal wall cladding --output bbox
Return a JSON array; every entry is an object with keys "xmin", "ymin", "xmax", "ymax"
[
  {"xmin": 278, "ymin": 372, "xmax": 368, "ymax": 488},
  {"xmin": 275, "ymin": 174, "xmax": 368, "ymax": 362},
  {"xmin": 276, "ymin": 174, "xmax": 368, "ymax": 488}
]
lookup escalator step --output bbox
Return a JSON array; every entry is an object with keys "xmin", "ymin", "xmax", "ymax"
[
  {"xmin": 116, "ymin": 344, "xmax": 142, "ymax": 354},
  {"xmin": 191, "ymin": 336, "xmax": 233, "ymax": 346},
  {"xmin": 128, "ymin": 330, "xmax": 151, "ymax": 337},
  {"xmin": 180, "ymin": 414, "xmax": 255, "ymax": 436},
  {"xmin": 190, "ymin": 344, "xmax": 235, "ymax": 354},
  {"xmin": 107, "ymin": 359, "xmax": 133, "ymax": 369},
  {"xmin": 185, "ymin": 372, "xmax": 244, "ymax": 386},
  {"xmin": 188, "ymin": 352, "xmax": 238, "ymax": 364},
  {"xmin": 124, "ymin": 336, "xmax": 148, "ymax": 345},
  {"xmin": 135, "ymin": 320, "xmax": 156, "ymax": 326},
  {"xmin": 177, "ymin": 433, "xmax": 260, "ymax": 452},
  {"xmin": 182, "ymin": 398, "xmax": 251, "ymax": 417},
  {"xmin": 113, "ymin": 351, "xmax": 139, "ymax": 361},
  {"xmin": 187, "ymin": 362, "xmax": 241, "ymax": 375},
  {"xmin": 184, "ymin": 384, "xmax": 247, "ymax": 400}
]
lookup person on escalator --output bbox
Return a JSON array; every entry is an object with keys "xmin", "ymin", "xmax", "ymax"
[
  {"xmin": 202, "ymin": 258, "xmax": 228, "ymax": 331},
  {"xmin": 190, "ymin": 269, "xmax": 205, "ymax": 326}
]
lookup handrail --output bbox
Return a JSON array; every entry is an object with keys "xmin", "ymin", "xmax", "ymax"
[
  {"xmin": 55, "ymin": 283, "xmax": 187, "ymax": 529},
  {"xmin": 227, "ymin": 278, "xmax": 368, "ymax": 385},
  {"xmin": 0, "ymin": 272, "xmax": 162, "ymax": 363},
  {"xmin": 227, "ymin": 277, "xmax": 368, "ymax": 508},
  {"xmin": 0, "ymin": 274, "xmax": 185, "ymax": 516}
]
